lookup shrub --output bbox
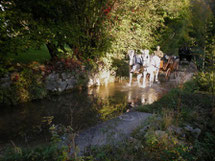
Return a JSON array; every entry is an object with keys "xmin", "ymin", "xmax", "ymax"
[
  {"xmin": 1, "ymin": 144, "xmax": 69, "ymax": 161},
  {"xmin": 194, "ymin": 72, "xmax": 215, "ymax": 93}
]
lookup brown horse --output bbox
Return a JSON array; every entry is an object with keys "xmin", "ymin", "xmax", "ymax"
[{"xmin": 160, "ymin": 56, "xmax": 179, "ymax": 80}]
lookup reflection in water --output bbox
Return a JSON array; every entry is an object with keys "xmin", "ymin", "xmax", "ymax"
[
  {"xmin": 0, "ymin": 81, "xmax": 177, "ymax": 144},
  {"xmin": 92, "ymin": 81, "xmax": 174, "ymax": 107}
]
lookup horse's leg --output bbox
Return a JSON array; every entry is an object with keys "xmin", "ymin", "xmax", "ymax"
[
  {"xmin": 129, "ymin": 72, "xmax": 133, "ymax": 86},
  {"xmin": 149, "ymin": 71, "xmax": 154, "ymax": 87},
  {"xmin": 137, "ymin": 73, "xmax": 142, "ymax": 86},
  {"xmin": 142, "ymin": 71, "xmax": 147, "ymax": 88},
  {"xmin": 155, "ymin": 68, "xmax": 159, "ymax": 83}
]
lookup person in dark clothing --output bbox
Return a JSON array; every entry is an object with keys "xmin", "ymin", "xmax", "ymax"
[{"xmin": 178, "ymin": 45, "xmax": 192, "ymax": 62}]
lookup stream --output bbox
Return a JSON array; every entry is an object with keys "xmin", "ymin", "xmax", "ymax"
[{"xmin": 0, "ymin": 80, "xmax": 178, "ymax": 147}]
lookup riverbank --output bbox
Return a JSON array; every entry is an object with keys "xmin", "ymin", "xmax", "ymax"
[
  {"xmin": 1, "ymin": 80, "xmax": 214, "ymax": 161},
  {"xmin": 81, "ymin": 80, "xmax": 215, "ymax": 161},
  {"xmin": 0, "ymin": 57, "xmax": 116, "ymax": 106}
]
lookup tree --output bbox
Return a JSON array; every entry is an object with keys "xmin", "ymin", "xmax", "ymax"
[{"xmin": 0, "ymin": 0, "xmax": 114, "ymax": 60}]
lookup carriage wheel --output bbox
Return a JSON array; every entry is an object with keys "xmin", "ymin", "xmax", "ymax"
[{"xmin": 165, "ymin": 68, "xmax": 171, "ymax": 81}]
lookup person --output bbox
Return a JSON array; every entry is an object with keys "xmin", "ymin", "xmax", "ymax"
[
  {"xmin": 178, "ymin": 45, "xmax": 192, "ymax": 62},
  {"xmin": 154, "ymin": 46, "xmax": 164, "ymax": 69},
  {"xmin": 154, "ymin": 46, "xmax": 164, "ymax": 58}
]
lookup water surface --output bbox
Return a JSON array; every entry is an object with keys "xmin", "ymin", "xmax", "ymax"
[{"xmin": 0, "ymin": 81, "xmax": 177, "ymax": 145}]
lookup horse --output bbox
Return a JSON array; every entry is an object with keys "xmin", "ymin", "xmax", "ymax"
[
  {"xmin": 160, "ymin": 55, "xmax": 180, "ymax": 80},
  {"xmin": 141, "ymin": 49, "xmax": 161, "ymax": 88},
  {"xmin": 128, "ymin": 50, "xmax": 144, "ymax": 86}
]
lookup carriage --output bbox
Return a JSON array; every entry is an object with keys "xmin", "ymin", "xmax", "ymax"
[{"xmin": 159, "ymin": 56, "xmax": 179, "ymax": 80}]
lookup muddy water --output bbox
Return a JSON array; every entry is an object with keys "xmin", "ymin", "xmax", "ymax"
[{"xmin": 0, "ymin": 81, "xmax": 178, "ymax": 145}]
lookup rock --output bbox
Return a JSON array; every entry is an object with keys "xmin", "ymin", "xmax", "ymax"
[
  {"xmin": 128, "ymin": 137, "xmax": 142, "ymax": 150},
  {"xmin": 58, "ymin": 88, "xmax": 63, "ymax": 92},
  {"xmin": 45, "ymin": 72, "xmax": 77, "ymax": 92},
  {"xmin": 184, "ymin": 125, "xmax": 201, "ymax": 139},
  {"xmin": 0, "ymin": 76, "xmax": 11, "ymax": 89},
  {"xmin": 184, "ymin": 125, "xmax": 193, "ymax": 132},
  {"xmin": 66, "ymin": 78, "xmax": 76, "ymax": 90},
  {"xmin": 154, "ymin": 130, "xmax": 168, "ymax": 138},
  {"xmin": 139, "ymin": 125, "xmax": 150, "ymax": 135},
  {"xmin": 45, "ymin": 80, "xmax": 58, "ymax": 91},
  {"xmin": 87, "ymin": 78, "xmax": 94, "ymax": 87},
  {"xmin": 95, "ymin": 78, "xmax": 100, "ymax": 86},
  {"xmin": 192, "ymin": 128, "xmax": 201, "ymax": 138},
  {"xmin": 168, "ymin": 125, "xmax": 183, "ymax": 136},
  {"xmin": 61, "ymin": 72, "xmax": 67, "ymax": 80},
  {"xmin": 57, "ymin": 79, "xmax": 67, "ymax": 91}
]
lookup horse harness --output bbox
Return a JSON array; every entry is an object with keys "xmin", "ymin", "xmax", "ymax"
[{"xmin": 130, "ymin": 54, "xmax": 144, "ymax": 73}]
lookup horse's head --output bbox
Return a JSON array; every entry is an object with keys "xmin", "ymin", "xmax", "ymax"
[
  {"xmin": 142, "ymin": 49, "xmax": 150, "ymax": 66},
  {"xmin": 128, "ymin": 50, "xmax": 135, "ymax": 66}
]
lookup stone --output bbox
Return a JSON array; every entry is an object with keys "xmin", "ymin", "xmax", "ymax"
[
  {"xmin": 61, "ymin": 72, "xmax": 67, "ymax": 80},
  {"xmin": 87, "ymin": 78, "xmax": 94, "ymax": 87},
  {"xmin": 45, "ymin": 80, "xmax": 58, "ymax": 91},
  {"xmin": 184, "ymin": 125, "xmax": 193, "ymax": 132},
  {"xmin": 0, "ymin": 76, "xmax": 11, "ymax": 88},
  {"xmin": 66, "ymin": 79, "xmax": 76, "ymax": 90},
  {"xmin": 192, "ymin": 128, "xmax": 201, "ymax": 138},
  {"xmin": 154, "ymin": 130, "xmax": 168, "ymax": 139},
  {"xmin": 139, "ymin": 125, "xmax": 150, "ymax": 134},
  {"xmin": 57, "ymin": 79, "xmax": 67, "ymax": 91},
  {"xmin": 168, "ymin": 125, "xmax": 183, "ymax": 136},
  {"xmin": 184, "ymin": 125, "xmax": 201, "ymax": 139}
]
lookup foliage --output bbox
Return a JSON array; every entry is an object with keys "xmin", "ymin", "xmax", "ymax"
[
  {"xmin": 112, "ymin": 58, "xmax": 129, "ymax": 78},
  {"xmin": 0, "ymin": 53, "xmax": 98, "ymax": 105},
  {"xmin": 1, "ymin": 125, "xmax": 70, "ymax": 161},
  {"xmin": 159, "ymin": 0, "xmax": 192, "ymax": 54},
  {"xmin": 86, "ymin": 121, "xmax": 192, "ymax": 161},
  {"xmin": 106, "ymin": 0, "xmax": 191, "ymax": 55},
  {"xmin": 1, "ymin": 144, "xmax": 69, "ymax": 161},
  {"xmin": 0, "ymin": 62, "xmax": 47, "ymax": 105},
  {"xmin": 138, "ymin": 81, "xmax": 213, "ymax": 124},
  {"xmin": 194, "ymin": 72, "xmax": 215, "ymax": 92},
  {"xmin": 0, "ymin": 0, "xmax": 114, "ymax": 59},
  {"xmin": 193, "ymin": 132, "xmax": 215, "ymax": 161},
  {"xmin": 0, "ymin": 0, "xmax": 194, "ymax": 62}
]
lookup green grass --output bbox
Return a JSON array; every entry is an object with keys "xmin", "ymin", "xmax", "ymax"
[
  {"xmin": 9, "ymin": 45, "xmax": 51, "ymax": 64},
  {"xmin": 137, "ymin": 82, "xmax": 213, "ymax": 126}
]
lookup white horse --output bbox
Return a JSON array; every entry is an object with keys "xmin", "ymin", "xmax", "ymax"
[
  {"xmin": 128, "ymin": 50, "xmax": 143, "ymax": 86},
  {"xmin": 141, "ymin": 49, "xmax": 161, "ymax": 88}
]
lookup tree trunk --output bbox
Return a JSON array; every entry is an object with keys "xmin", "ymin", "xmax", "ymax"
[{"xmin": 46, "ymin": 42, "xmax": 58, "ymax": 59}]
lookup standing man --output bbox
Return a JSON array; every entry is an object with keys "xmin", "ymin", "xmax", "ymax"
[
  {"xmin": 154, "ymin": 45, "xmax": 164, "ymax": 69},
  {"xmin": 154, "ymin": 46, "xmax": 164, "ymax": 58}
]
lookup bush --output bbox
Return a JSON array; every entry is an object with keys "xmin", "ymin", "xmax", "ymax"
[
  {"xmin": 0, "ymin": 63, "xmax": 47, "ymax": 105},
  {"xmin": 194, "ymin": 72, "xmax": 215, "ymax": 93},
  {"xmin": 1, "ymin": 144, "xmax": 69, "ymax": 161}
]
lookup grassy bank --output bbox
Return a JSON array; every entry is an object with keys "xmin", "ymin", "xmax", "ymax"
[{"xmin": 85, "ymin": 81, "xmax": 215, "ymax": 161}]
